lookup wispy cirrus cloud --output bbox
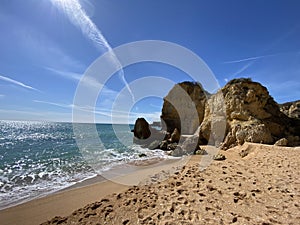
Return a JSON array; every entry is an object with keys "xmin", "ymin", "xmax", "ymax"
[
  {"xmin": 1, "ymin": 10, "xmax": 85, "ymax": 72},
  {"xmin": 223, "ymin": 53, "xmax": 279, "ymax": 64},
  {"xmin": 33, "ymin": 100, "xmax": 74, "ymax": 108},
  {"xmin": 226, "ymin": 26, "xmax": 300, "ymax": 77},
  {"xmin": 46, "ymin": 67, "xmax": 123, "ymax": 95},
  {"xmin": 33, "ymin": 99, "xmax": 161, "ymax": 123},
  {"xmin": 232, "ymin": 62, "xmax": 254, "ymax": 76},
  {"xmin": 45, "ymin": 67, "xmax": 82, "ymax": 82},
  {"xmin": 0, "ymin": 108, "xmax": 72, "ymax": 122},
  {"xmin": 45, "ymin": 67, "xmax": 104, "ymax": 89},
  {"xmin": 229, "ymin": 51, "xmax": 300, "ymax": 77},
  {"xmin": 0, "ymin": 74, "xmax": 40, "ymax": 92}
]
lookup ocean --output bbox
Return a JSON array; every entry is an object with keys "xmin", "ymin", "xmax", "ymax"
[{"xmin": 0, "ymin": 120, "xmax": 167, "ymax": 210}]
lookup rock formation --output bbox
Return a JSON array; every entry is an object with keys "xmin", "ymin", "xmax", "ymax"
[
  {"xmin": 161, "ymin": 81, "xmax": 208, "ymax": 134},
  {"xmin": 169, "ymin": 128, "xmax": 180, "ymax": 143},
  {"xmin": 219, "ymin": 78, "xmax": 300, "ymax": 149},
  {"xmin": 132, "ymin": 118, "xmax": 168, "ymax": 148},
  {"xmin": 133, "ymin": 78, "xmax": 300, "ymax": 156},
  {"xmin": 280, "ymin": 100, "xmax": 300, "ymax": 119},
  {"xmin": 133, "ymin": 118, "xmax": 151, "ymax": 140},
  {"xmin": 274, "ymin": 138, "xmax": 288, "ymax": 146}
]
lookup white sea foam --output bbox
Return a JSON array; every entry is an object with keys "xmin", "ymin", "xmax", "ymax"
[{"xmin": 0, "ymin": 121, "xmax": 171, "ymax": 209}]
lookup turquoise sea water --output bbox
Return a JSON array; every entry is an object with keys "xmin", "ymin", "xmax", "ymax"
[{"xmin": 0, "ymin": 121, "xmax": 166, "ymax": 209}]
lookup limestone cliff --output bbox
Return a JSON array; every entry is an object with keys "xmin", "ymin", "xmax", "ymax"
[
  {"xmin": 280, "ymin": 100, "xmax": 300, "ymax": 119},
  {"xmin": 161, "ymin": 81, "xmax": 208, "ymax": 134},
  {"xmin": 161, "ymin": 78, "xmax": 300, "ymax": 149},
  {"xmin": 133, "ymin": 78, "xmax": 300, "ymax": 155},
  {"xmin": 218, "ymin": 78, "xmax": 300, "ymax": 148}
]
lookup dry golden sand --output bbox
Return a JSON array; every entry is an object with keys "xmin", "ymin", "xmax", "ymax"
[
  {"xmin": 1, "ymin": 143, "xmax": 300, "ymax": 225},
  {"xmin": 41, "ymin": 143, "xmax": 299, "ymax": 225}
]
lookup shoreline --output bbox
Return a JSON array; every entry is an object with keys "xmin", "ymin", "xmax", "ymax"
[
  {"xmin": 0, "ymin": 156, "xmax": 187, "ymax": 225},
  {"xmin": 1, "ymin": 143, "xmax": 299, "ymax": 225},
  {"xmin": 42, "ymin": 143, "xmax": 300, "ymax": 225},
  {"xmin": 0, "ymin": 152, "xmax": 176, "ymax": 211}
]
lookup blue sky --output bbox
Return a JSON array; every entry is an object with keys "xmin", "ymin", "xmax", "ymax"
[{"xmin": 0, "ymin": 0, "xmax": 300, "ymax": 123}]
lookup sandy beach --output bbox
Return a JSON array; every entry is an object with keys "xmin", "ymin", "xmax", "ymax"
[
  {"xmin": 1, "ymin": 143, "xmax": 299, "ymax": 225},
  {"xmin": 0, "ymin": 157, "xmax": 187, "ymax": 225}
]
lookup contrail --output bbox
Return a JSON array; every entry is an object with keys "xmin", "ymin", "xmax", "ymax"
[
  {"xmin": 51, "ymin": 0, "xmax": 134, "ymax": 101},
  {"xmin": 0, "ymin": 74, "xmax": 39, "ymax": 91},
  {"xmin": 223, "ymin": 53, "xmax": 279, "ymax": 64},
  {"xmin": 232, "ymin": 61, "xmax": 254, "ymax": 76}
]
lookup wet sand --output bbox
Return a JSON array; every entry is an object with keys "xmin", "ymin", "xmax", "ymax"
[{"xmin": 0, "ymin": 157, "xmax": 186, "ymax": 225}]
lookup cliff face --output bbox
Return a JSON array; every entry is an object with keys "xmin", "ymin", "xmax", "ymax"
[
  {"xmin": 133, "ymin": 78, "xmax": 299, "ymax": 155},
  {"xmin": 161, "ymin": 81, "xmax": 207, "ymax": 134},
  {"xmin": 280, "ymin": 100, "xmax": 300, "ymax": 119},
  {"xmin": 161, "ymin": 78, "xmax": 300, "ymax": 148},
  {"xmin": 219, "ymin": 79, "xmax": 299, "ymax": 148}
]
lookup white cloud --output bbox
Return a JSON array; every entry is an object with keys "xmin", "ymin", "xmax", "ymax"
[
  {"xmin": 0, "ymin": 108, "xmax": 72, "ymax": 122},
  {"xmin": 149, "ymin": 103, "xmax": 163, "ymax": 109},
  {"xmin": 45, "ymin": 67, "xmax": 118, "ymax": 91},
  {"xmin": 1, "ymin": 10, "xmax": 87, "ymax": 87},
  {"xmin": 2, "ymin": 9, "xmax": 85, "ymax": 71},
  {"xmin": 45, "ymin": 67, "xmax": 82, "ymax": 82},
  {"xmin": 33, "ymin": 99, "xmax": 161, "ymax": 124},
  {"xmin": 33, "ymin": 100, "xmax": 73, "ymax": 108},
  {"xmin": 43, "ymin": 45, "xmax": 86, "ymax": 71},
  {"xmin": 0, "ymin": 74, "xmax": 40, "ymax": 92}
]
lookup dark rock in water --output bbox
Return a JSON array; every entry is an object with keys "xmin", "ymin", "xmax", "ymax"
[
  {"xmin": 169, "ymin": 128, "xmax": 180, "ymax": 143},
  {"xmin": 133, "ymin": 118, "xmax": 151, "ymax": 139},
  {"xmin": 213, "ymin": 153, "xmax": 226, "ymax": 161},
  {"xmin": 132, "ymin": 118, "xmax": 168, "ymax": 148}
]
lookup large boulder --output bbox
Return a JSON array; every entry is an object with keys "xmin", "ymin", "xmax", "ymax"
[
  {"xmin": 133, "ymin": 118, "xmax": 151, "ymax": 139},
  {"xmin": 161, "ymin": 81, "xmax": 208, "ymax": 134},
  {"xmin": 132, "ymin": 118, "xmax": 169, "ymax": 148},
  {"xmin": 193, "ymin": 78, "xmax": 299, "ymax": 149},
  {"xmin": 219, "ymin": 78, "xmax": 300, "ymax": 148}
]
